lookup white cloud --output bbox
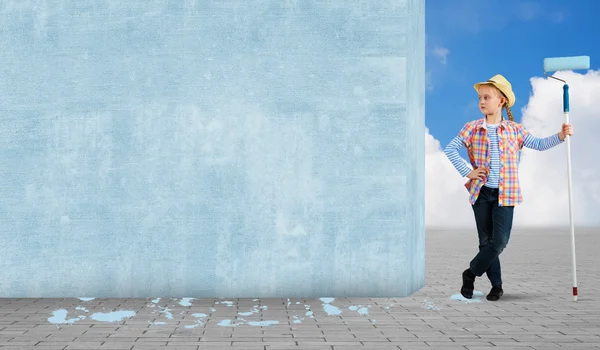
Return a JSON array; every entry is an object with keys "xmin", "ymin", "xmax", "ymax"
[
  {"xmin": 432, "ymin": 46, "xmax": 449, "ymax": 65},
  {"xmin": 426, "ymin": 70, "xmax": 600, "ymax": 228}
]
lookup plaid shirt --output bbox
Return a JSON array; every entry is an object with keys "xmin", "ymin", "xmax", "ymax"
[{"xmin": 444, "ymin": 118, "xmax": 563, "ymax": 206}]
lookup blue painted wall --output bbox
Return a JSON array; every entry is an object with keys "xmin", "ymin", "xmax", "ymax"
[{"xmin": 0, "ymin": 0, "xmax": 425, "ymax": 298}]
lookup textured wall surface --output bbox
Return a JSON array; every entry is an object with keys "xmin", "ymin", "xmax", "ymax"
[{"xmin": 0, "ymin": 0, "xmax": 425, "ymax": 298}]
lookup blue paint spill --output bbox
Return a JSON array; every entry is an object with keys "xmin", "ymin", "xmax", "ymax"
[
  {"xmin": 48, "ymin": 310, "xmax": 85, "ymax": 324},
  {"xmin": 450, "ymin": 291, "xmax": 484, "ymax": 303},
  {"xmin": 217, "ymin": 315, "xmax": 279, "ymax": 327},
  {"xmin": 151, "ymin": 298, "xmax": 161, "ymax": 304},
  {"xmin": 422, "ymin": 299, "xmax": 441, "ymax": 310},
  {"xmin": 319, "ymin": 298, "xmax": 341, "ymax": 316},
  {"xmin": 158, "ymin": 307, "xmax": 173, "ymax": 319},
  {"xmin": 210, "ymin": 308, "xmax": 216, "ymax": 312},
  {"xmin": 75, "ymin": 306, "xmax": 89, "ymax": 312},
  {"xmin": 184, "ymin": 312, "xmax": 208, "ymax": 329},
  {"xmin": 179, "ymin": 298, "xmax": 195, "ymax": 307},
  {"xmin": 89, "ymin": 310, "xmax": 135, "ymax": 322},
  {"xmin": 292, "ymin": 314, "xmax": 304, "ymax": 324},
  {"xmin": 78, "ymin": 297, "xmax": 95, "ymax": 302},
  {"xmin": 217, "ymin": 319, "xmax": 238, "ymax": 327},
  {"xmin": 322, "ymin": 303, "xmax": 341, "ymax": 316},
  {"xmin": 302, "ymin": 304, "xmax": 315, "ymax": 318},
  {"xmin": 216, "ymin": 301, "xmax": 234, "ymax": 307},
  {"xmin": 238, "ymin": 307, "xmax": 261, "ymax": 316},
  {"xmin": 247, "ymin": 320, "xmax": 279, "ymax": 327},
  {"xmin": 357, "ymin": 307, "xmax": 369, "ymax": 315},
  {"xmin": 347, "ymin": 304, "xmax": 370, "ymax": 315},
  {"xmin": 152, "ymin": 321, "xmax": 167, "ymax": 325}
]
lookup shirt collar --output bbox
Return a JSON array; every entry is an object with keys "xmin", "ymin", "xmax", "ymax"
[{"xmin": 475, "ymin": 117, "xmax": 508, "ymax": 130}]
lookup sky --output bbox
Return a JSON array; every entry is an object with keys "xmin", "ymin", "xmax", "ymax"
[{"xmin": 424, "ymin": 0, "xmax": 600, "ymax": 228}]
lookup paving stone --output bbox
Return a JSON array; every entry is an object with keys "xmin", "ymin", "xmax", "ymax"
[{"xmin": 1, "ymin": 229, "xmax": 599, "ymax": 349}]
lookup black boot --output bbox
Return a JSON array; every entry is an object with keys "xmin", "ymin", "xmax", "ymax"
[
  {"xmin": 461, "ymin": 269, "xmax": 476, "ymax": 299},
  {"xmin": 486, "ymin": 285, "xmax": 504, "ymax": 301}
]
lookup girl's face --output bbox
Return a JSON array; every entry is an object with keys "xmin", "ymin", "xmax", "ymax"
[{"xmin": 478, "ymin": 84, "xmax": 505, "ymax": 116}]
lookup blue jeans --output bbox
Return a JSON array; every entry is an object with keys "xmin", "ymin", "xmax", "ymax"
[{"xmin": 469, "ymin": 186, "xmax": 514, "ymax": 287}]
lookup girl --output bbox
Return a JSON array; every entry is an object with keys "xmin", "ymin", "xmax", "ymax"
[{"xmin": 444, "ymin": 74, "xmax": 573, "ymax": 301}]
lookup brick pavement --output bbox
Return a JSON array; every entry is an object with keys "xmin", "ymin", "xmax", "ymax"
[{"xmin": 1, "ymin": 227, "xmax": 599, "ymax": 349}]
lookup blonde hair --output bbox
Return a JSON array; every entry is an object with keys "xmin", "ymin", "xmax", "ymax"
[
  {"xmin": 503, "ymin": 95, "xmax": 514, "ymax": 122},
  {"xmin": 487, "ymin": 84, "xmax": 514, "ymax": 121}
]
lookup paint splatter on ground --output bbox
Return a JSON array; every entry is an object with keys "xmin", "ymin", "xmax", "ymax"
[
  {"xmin": 322, "ymin": 303, "xmax": 341, "ymax": 315},
  {"xmin": 48, "ymin": 310, "xmax": 86, "ymax": 324},
  {"xmin": 238, "ymin": 306, "xmax": 262, "ymax": 317},
  {"xmin": 450, "ymin": 291, "xmax": 484, "ymax": 303},
  {"xmin": 217, "ymin": 319, "xmax": 238, "ymax": 327},
  {"xmin": 347, "ymin": 304, "xmax": 371, "ymax": 316},
  {"xmin": 284, "ymin": 304, "xmax": 314, "ymax": 324},
  {"xmin": 422, "ymin": 299, "xmax": 441, "ymax": 310},
  {"xmin": 179, "ymin": 298, "xmax": 195, "ymax": 307},
  {"xmin": 158, "ymin": 307, "xmax": 173, "ymax": 319},
  {"xmin": 246, "ymin": 320, "xmax": 279, "ymax": 326},
  {"xmin": 78, "ymin": 297, "xmax": 95, "ymax": 302},
  {"xmin": 89, "ymin": 310, "xmax": 136, "ymax": 322},
  {"xmin": 216, "ymin": 301, "xmax": 235, "ymax": 307},
  {"xmin": 184, "ymin": 313, "xmax": 208, "ymax": 329},
  {"xmin": 49, "ymin": 298, "xmax": 302, "ymax": 328},
  {"xmin": 319, "ymin": 298, "xmax": 342, "ymax": 316},
  {"xmin": 48, "ymin": 309, "xmax": 135, "ymax": 325},
  {"xmin": 216, "ymin": 318, "xmax": 279, "ymax": 327}
]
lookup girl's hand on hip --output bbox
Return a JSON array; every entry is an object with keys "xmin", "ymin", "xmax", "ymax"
[
  {"xmin": 559, "ymin": 123, "xmax": 573, "ymax": 141},
  {"xmin": 467, "ymin": 167, "xmax": 488, "ymax": 181}
]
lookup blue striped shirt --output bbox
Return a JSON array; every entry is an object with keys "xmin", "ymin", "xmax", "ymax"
[
  {"xmin": 443, "ymin": 118, "xmax": 564, "ymax": 206},
  {"xmin": 484, "ymin": 123, "xmax": 500, "ymax": 188},
  {"xmin": 444, "ymin": 125, "xmax": 563, "ymax": 180}
]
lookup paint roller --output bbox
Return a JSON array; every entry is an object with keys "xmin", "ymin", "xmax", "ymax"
[{"xmin": 543, "ymin": 55, "xmax": 590, "ymax": 302}]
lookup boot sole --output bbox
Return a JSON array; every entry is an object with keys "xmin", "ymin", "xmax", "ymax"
[{"xmin": 486, "ymin": 290, "xmax": 504, "ymax": 301}]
